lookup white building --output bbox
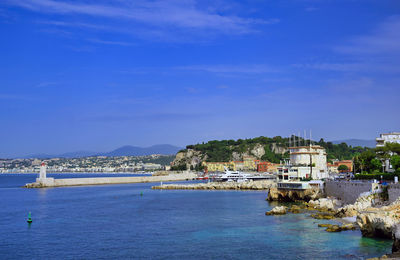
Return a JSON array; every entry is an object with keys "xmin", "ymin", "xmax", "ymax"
[
  {"xmin": 376, "ymin": 132, "xmax": 400, "ymax": 147},
  {"xmin": 376, "ymin": 132, "xmax": 400, "ymax": 172},
  {"xmin": 278, "ymin": 145, "xmax": 328, "ymax": 180}
]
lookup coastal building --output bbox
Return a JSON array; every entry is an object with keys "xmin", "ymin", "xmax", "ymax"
[
  {"xmin": 376, "ymin": 132, "xmax": 400, "ymax": 172},
  {"xmin": 203, "ymin": 161, "xmax": 236, "ymax": 172},
  {"xmin": 376, "ymin": 132, "xmax": 400, "ymax": 147},
  {"xmin": 327, "ymin": 160, "xmax": 353, "ymax": 174},
  {"xmin": 243, "ymin": 156, "xmax": 257, "ymax": 171},
  {"xmin": 257, "ymin": 161, "xmax": 279, "ymax": 173},
  {"xmin": 278, "ymin": 145, "xmax": 328, "ymax": 180},
  {"xmin": 203, "ymin": 157, "xmax": 269, "ymax": 173}
]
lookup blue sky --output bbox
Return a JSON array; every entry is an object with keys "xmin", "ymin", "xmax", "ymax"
[{"xmin": 0, "ymin": 0, "xmax": 399, "ymax": 157}]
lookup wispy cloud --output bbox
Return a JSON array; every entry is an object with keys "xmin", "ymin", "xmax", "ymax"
[
  {"xmin": 292, "ymin": 62, "xmax": 365, "ymax": 72},
  {"xmin": 38, "ymin": 20, "xmax": 112, "ymax": 31},
  {"xmin": 6, "ymin": 0, "xmax": 278, "ymax": 36},
  {"xmin": 305, "ymin": 7, "xmax": 318, "ymax": 12},
  {"xmin": 36, "ymin": 81, "xmax": 59, "ymax": 88},
  {"xmin": 175, "ymin": 64, "xmax": 279, "ymax": 74},
  {"xmin": 293, "ymin": 60, "xmax": 400, "ymax": 74},
  {"xmin": 0, "ymin": 94, "xmax": 30, "ymax": 100},
  {"xmin": 87, "ymin": 38, "xmax": 133, "ymax": 46},
  {"xmin": 83, "ymin": 112, "xmax": 209, "ymax": 123},
  {"xmin": 334, "ymin": 16, "xmax": 400, "ymax": 55}
]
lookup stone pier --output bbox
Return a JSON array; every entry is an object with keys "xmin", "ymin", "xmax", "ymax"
[{"xmin": 24, "ymin": 173, "xmax": 196, "ymax": 188}]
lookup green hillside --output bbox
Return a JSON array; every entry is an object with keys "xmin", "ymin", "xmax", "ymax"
[{"xmin": 183, "ymin": 136, "xmax": 370, "ymax": 163}]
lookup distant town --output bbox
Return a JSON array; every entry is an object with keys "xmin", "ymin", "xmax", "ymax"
[{"xmin": 0, "ymin": 154, "xmax": 175, "ymax": 173}]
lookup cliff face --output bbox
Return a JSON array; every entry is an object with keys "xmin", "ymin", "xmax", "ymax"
[
  {"xmin": 171, "ymin": 149, "xmax": 206, "ymax": 169},
  {"xmin": 171, "ymin": 142, "xmax": 287, "ymax": 169},
  {"xmin": 356, "ymin": 198, "xmax": 400, "ymax": 238},
  {"xmin": 267, "ymin": 187, "xmax": 323, "ymax": 202}
]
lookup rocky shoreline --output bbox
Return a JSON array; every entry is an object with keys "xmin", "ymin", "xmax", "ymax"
[
  {"xmin": 266, "ymin": 191, "xmax": 400, "ymax": 258},
  {"xmin": 267, "ymin": 187, "xmax": 324, "ymax": 202},
  {"xmin": 152, "ymin": 180, "xmax": 276, "ymax": 190},
  {"xmin": 153, "ymin": 179, "xmax": 399, "ymax": 257}
]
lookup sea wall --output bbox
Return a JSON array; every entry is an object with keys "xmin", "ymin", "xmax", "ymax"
[
  {"xmin": 325, "ymin": 181, "xmax": 400, "ymax": 205},
  {"xmin": 24, "ymin": 173, "xmax": 196, "ymax": 188},
  {"xmin": 388, "ymin": 183, "xmax": 400, "ymax": 203},
  {"xmin": 325, "ymin": 181, "xmax": 371, "ymax": 204}
]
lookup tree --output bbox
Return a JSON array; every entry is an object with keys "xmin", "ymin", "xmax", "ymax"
[
  {"xmin": 391, "ymin": 155, "xmax": 400, "ymax": 171},
  {"xmin": 370, "ymin": 158, "xmax": 382, "ymax": 172},
  {"xmin": 338, "ymin": 164, "xmax": 349, "ymax": 172}
]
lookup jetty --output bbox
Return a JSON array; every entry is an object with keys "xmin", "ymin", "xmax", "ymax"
[
  {"xmin": 152, "ymin": 180, "xmax": 276, "ymax": 191},
  {"xmin": 24, "ymin": 163, "xmax": 196, "ymax": 188}
]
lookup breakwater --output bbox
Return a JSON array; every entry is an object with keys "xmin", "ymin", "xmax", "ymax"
[
  {"xmin": 24, "ymin": 173, "xmax": 196, "ymax": 188},
  {"xmin": 152, "ymin": 180, "xmax": 276, "ymax": 190}
]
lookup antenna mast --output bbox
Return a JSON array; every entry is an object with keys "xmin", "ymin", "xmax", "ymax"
[{"xmin": 298, "ymin": 132, "xmax": 301, "ymax": 146}]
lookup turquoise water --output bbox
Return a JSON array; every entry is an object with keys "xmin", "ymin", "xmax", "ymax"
[{"xmin": 0, "ymin": 174, "xmax": 392, "ymax": 259}]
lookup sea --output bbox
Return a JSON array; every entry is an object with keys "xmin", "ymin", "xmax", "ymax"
[{"xmin": 0, "ymin": 174, "xmax": 393, "ymax": 259}]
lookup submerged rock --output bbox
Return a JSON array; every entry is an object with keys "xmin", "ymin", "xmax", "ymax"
[
  {"xmin": 325, "ymin": 225, "xmax": 342, "ymax": 232},
  {"xmin": 318, "ymin": 223, "xmax": 332, "ymax": 228},
  {"xmin": 310, "ymin": 213, "xmax": 336, "ymax": 220},
  {"xmin": 317, "ymin": 223, "xmax": 357, "ymax": 232},
  {"xmin": 288, "ymin": 204, "xmax": 302, "ymax": 214},
  {"xmin": 266, "ymin": 206, "xmax": 287, "ymax": 215}
]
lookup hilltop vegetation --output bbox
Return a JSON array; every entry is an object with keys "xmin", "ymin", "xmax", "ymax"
[
  {"xmin": 172, "ymin": 136, "xmax": 371, "ymax": 170},
  {"xmin": 185, "ymin": 136, "xmax": 289, "ymax": 163}
]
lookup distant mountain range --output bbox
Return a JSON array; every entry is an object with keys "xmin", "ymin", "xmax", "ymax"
[
  {"xmin": 21, "ymin": 144, "xmax": 182, "ymax": 159},
  {"xmin": 100, "ymin": 144, "xmax": 182, "ymax": 157},
  {"xmin": 16, "ymin": 139, "xmax": 376, "ymax": 159},
  {"xmin": 332, "ymin": 139, "xmax": 376, "ymax": 148}
]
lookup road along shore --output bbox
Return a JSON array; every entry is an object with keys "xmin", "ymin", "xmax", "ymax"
[{"xmin": 24, "ymin": 173, "xmax": 196, "ymax": 188}]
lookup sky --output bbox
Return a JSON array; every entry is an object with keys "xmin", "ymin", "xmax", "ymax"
[{"xmin": 0, "ymin": 0, "xmax": 399, "ymax": 157}]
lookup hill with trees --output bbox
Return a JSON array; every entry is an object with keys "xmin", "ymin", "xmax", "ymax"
[{"xmin": 171, "ymin": 135, "xmax": 371, "ymax": 170}]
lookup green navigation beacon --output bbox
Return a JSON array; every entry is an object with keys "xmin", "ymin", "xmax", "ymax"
[
  {"xmin": 140, "ymin": 192, "xmax": 143, "ymax": 196},
  {"xmin": 27, "ymin": 212, "xmax": 32, "ymax": 224}
]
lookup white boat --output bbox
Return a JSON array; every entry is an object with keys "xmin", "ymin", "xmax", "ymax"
[{"xmin": 217, "ymin": 167, "xmax": 251, "ymax": 182}]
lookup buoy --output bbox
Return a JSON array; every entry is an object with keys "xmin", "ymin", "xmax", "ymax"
[
  {"xmin": 140, "ymin": 192, "xmax": 143, "ymax": 196},
  {"xmin": 27, "ymin": 212, "xmax": 32, "ymax": 224}
]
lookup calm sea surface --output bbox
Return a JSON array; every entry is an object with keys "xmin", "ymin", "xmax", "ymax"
[{"xmin": 0, "ymin": 174, "xmax": 393, "ymax": 259}]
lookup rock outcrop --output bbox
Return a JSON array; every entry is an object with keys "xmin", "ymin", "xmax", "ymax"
[
  {"xmin": 318, "ymin": 223, "xmax": 357, "ymax": 232},
  {"xmin": 308, "ymin": 197, "xmax": 343, "ymax": 212},
  {"xmin": 171, "ymin": 149, "xmax": 206, "ymax": 170},
  {"xmin": 356, "ymin": 198, "xmax": 400, "ymax": 238},
  {"xmin": 335, "ymin": 192, "xmax": 376, "ymax": 218},
  {"xmin": 392, "ymin": 224, "xmax": 400, "ymax": 253},
  {"xmin": 250, "ymin": 144, "xmax": 265, "ymax": 158},
  {"xmin": 265, "ymin": 206, "xmax": 287, "ymax": 215},
  {"xmin": 267, "ymin": 187, "xmax": 323, "ymax": 202},
  {"xmin": 171, "ymin": 142, "xmax": 288, "ymax": 169}
]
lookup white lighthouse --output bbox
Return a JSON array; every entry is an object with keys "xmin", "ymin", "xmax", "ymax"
[
  {"xmin": 35, "ymin": 162, "xmax": 54, "ymax": 186},
  {"xmin": 39, "ymin": 162, "xmax": 47, "ymax": 180}
]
